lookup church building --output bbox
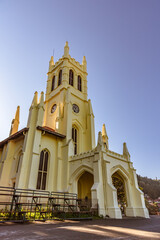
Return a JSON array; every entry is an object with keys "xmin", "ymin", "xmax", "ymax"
[{"xmin": 0, "ymin": 42, "xmax": 149, "ymax": 218}]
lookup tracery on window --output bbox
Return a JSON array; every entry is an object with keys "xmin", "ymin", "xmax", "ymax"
[{"xmin": 36, "ymin": 150, "xmax": 49, "ymax": 190}]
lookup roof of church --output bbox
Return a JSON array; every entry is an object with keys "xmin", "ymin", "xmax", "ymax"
[
  {"xmin": 37, "ymin": 126, "xmax": 66, "ymax": 139},
  {"xmin": 0, "ymin": 127, "xmax": 29, "ymax": 148},
  {"xmin": 0, "ymin": 126, "xmax": 65, "ymax": 148}
]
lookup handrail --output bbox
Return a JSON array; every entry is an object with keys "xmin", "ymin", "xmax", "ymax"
[{"xmin": 0, "ymin": 186, "xmax": 96, "ymax": 222}]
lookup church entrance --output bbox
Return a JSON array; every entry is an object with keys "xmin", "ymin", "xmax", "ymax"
[
  {"xmin": 112, "ymin": 171, "xmax": 127, "ymax": 215},
  {"xmin": 78, "ymin": 171, "xmax": 94, "ymax": 201}
]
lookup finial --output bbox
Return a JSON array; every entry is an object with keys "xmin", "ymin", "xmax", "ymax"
[
  {"xmin": 97, "ymin": 131, "xmax": 103, "ymax": 146},
  {"xmin": 64, "ymin": 41, "xmax": 69, "ymax": 58},
  {"xmin": 32, "ymin": 91, "xmax": 38, "ymax": 106},
  {"xmin": 49, "ymin": 56, "xmax": 54, "ymax": 72},
  {"xmin": 82, "ymin": 56, "xmax": 86, "ymax": 63},
  {"xmin": 102, "ymin": 124, "xmax": 108, "ymax": 138},
  {"xmin": 102, "ymin": 124, "xmax": 109, "ymax": 149},
  {"xmin": 15, "ymin": 106, "xmax": 20, "ymax": 122},
  {"xmin": 9, "ymin": 106, "xmax": 20, "ymax": 135},
  {"xmin": 82, "ymin": 56, "xmax": 87, "ymax": 71},
  {"xmin": 39, "ymin": 91, "xmax": 44, "ymax": 107},
  {"xmin": 123, "ymin": 142, "xmax": 130, "ymax": 160},
  {"xmin": 50, "ymin": 56, "xmax": 54, "ymax": 64}
]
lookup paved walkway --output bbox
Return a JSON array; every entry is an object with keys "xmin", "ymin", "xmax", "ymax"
[{"xmin": 0, "ymin": 216, "xmax": 160, "ymax": 239}]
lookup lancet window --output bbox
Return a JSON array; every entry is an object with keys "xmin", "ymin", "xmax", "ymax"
[
  {"xmin": 36, "ymin": 150, "xmax": 49, "ymax": 190},
  {"xmin": 51, "ymin": 76, "xmax": 55, "ymax": 91},
  {"xmin": 72, "ymin": 127, "xmax": 78, "ymax": 155},
  {"xmin": 58, "ymin": 70, "xmax": 62, "ymax": 86},
  {"xmin": 77, "ymin": 75, "xmax": 82, "ymax": 91},
  {"xmin": 69, "ymin": 69, "xmax": 74, "ymax": 86}
]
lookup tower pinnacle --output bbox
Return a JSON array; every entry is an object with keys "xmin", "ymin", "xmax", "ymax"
[
  {"xmin": 32, "ymin": 91, "xmax": 38, "ymax": 107},
  {"xmin": 49, "ymin": 56, "xmax": 54, "ymax": 72},
  {"xmin": 102, "ymin": 123, "xmax": 109, "ymax": 149},
  {"xmin": 82, "ymin": 56, "xmax": 87, "ymax": 71},
  {"xmin": 123, "ymin": 142, "xmax": 130, "ymax": 160},
  {"xmin": 39, "ymin": 91, "xmax": 44, "ymax": 107},
  {"xmin": 9, "ymin": 106, "xmax": 20, "ymax": 135},
  {"xmin": 64, "ymin": 41, "xmax": 69, "ymax": 58}
]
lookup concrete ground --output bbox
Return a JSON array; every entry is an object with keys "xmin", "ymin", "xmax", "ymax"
[{"xmin": 0, "ymin": 216, "xmax": 160, "ymax": 240}]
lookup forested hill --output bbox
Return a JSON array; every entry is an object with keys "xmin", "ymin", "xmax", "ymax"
[{"xmin": 137, "ymin": 175, "xmax": 160, "ymax": 199}]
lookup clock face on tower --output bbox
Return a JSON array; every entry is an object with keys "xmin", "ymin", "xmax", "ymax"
[
  {"xmin": 72, "ymin": 104, "xmax": 79, "ymax": 113},
  {"xmin": 51, "ymin": 104, "xmax": 57, "ymax": 113}
]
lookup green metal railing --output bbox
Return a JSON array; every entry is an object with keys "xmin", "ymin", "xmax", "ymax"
[{"xmin": 0, "ymin": 186, "xmax": 97, "ymax": 222}]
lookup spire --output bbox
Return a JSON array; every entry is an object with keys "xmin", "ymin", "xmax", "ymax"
[
  {"xmin": 82, "ymin": 56, "xmax": 87, "ymax": 71},
  {"xmin": 102, "ymin": 123, "xmax": 109, "ymax": 149},
  {"xmin": 15, "ymin": 106, "xmax": 20, "ymax": 123},
  {"xmin": 97, "ymin": 131, "xmax": 103, "ymax": 146},
  {"xmin": 10, "ymin": 106, "xmax": 20, "ymax": 135},
  {"xmin": 37, "ymin": 91, "xmax": 45, "ymax": 126},
  {"xmin": 64, "ymin": 41, "xmax": 69, "ymax": 58},
  {"xmin": 27, "ymin": 92, "xmax": 38, "ymax": 127},
  {"xmin": 123, "ymin": 142, "xmax": 130, "ymax": 160},
  {"xmin": 31, "ymin": 91, "xmax": 38, "ymax": 107},
  {"xmin": 96, "ymin": 131, "xmax": 105, "ymax": 152},
  {"xmin": 49, "ymin": 56, "xmax": 54, "ymax": 72},
  {"xmin": 39, "ymin": 91, "xmax": 44, "ymax": 108}
]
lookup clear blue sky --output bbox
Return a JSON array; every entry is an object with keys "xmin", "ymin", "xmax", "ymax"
[{"xmin": 0, "ymin": 0, "xmax": 160, "ymax": 179}]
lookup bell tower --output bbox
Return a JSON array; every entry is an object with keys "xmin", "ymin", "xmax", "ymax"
[{"xmin": 43, "ymin": 42, "xmax": 95, "ymax": 152}]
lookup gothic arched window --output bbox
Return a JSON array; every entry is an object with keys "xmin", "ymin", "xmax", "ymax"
[
  {"xmin": 77, "ymin": 75, "xmax": 82, "ymax": 91},
  {"xmin": 36, "ymin": 150, "xmax": 49, "ymax": 190},
  {"xmin": 72, "ymin": 126, "xmax": 78, "ymax": 155},
  {"xmin": 58, "ymin": 70, "xmax": 62, "ymax": 86},
  {"xmin": 69, "ymin": 69, "xmax": 74, "ymax": 86},
  {"xmin": 51, "ymin": 76, "xmax": 55, "ymax": 91}
]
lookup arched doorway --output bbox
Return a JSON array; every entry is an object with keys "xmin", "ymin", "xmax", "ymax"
[
  {"xmin": 78, "ymin": 171, "xmax": 94, "ymax": 200},
  {"xmin": 112, "ymin": 171, "xmax": 127, "ymax": 215}
]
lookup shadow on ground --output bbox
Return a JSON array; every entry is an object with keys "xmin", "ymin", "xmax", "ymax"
[{"xmin": 0, "ymin": 216, "xmax": 160, "ymax": 240}]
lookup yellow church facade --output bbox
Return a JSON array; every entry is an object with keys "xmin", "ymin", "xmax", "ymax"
[{"xmin": 0, "ymin": 42, "xmax": 149, "ymax": 218}]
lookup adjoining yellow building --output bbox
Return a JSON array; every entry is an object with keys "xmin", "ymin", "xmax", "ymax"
[{"xmin": 0, "ymin": 42, "xmax": 149, "ymax": 218}]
